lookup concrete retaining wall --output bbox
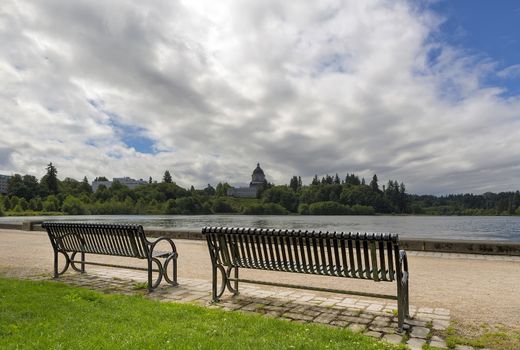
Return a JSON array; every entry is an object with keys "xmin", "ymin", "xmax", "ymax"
[{"xmin": 7, "ymin": 220, "xmax": 520, "ymax": 256}]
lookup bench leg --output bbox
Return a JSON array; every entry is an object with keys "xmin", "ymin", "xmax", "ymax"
[
  {"xmin": 211, "ymin": 264, "xmax": 219, "ymax": 302},
  {"xmin": 81, "ymin": 252, "xmax": 85, "ymax": 273},
  {"xmin": 233, "ymin": 267, "xmax": 239, "ymax": 296},
  {"xmin": 53, "ymin": 250, "xmax": 59, "ymax": 278},
  {"xmin": 147, "ymin": 257, "xmax": 153, "ymax": 292},
  {"xmin": 397, "ymin": 273, "xmax": 410, "ymax": 332}
]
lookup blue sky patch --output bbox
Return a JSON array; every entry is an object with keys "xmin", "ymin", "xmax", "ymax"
[
  {"xmin": 431, "ymin": 0, "xmax": 520, "ymax": 97},
  {"xmin": 87, "ymin": 99, "xmax": 158, "ymax": 155}
]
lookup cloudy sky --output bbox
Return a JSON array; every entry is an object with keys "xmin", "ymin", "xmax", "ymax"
[{"xmin": 1, "ymin": 0, "xmax": 519, "ymax": 194}]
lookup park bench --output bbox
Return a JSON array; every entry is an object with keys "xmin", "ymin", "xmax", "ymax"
[
  {"xmin": 202, "ymin": 226, "xmax": 410, "ymax": 331},
  {"xmin": 42, "ymin": 222, "xmax": 178, "ymax": 291}
]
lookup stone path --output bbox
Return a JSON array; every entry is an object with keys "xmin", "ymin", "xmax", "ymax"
[{"xmin": 26, "ymin": 268, "xmax": 456, "ymax": 350}]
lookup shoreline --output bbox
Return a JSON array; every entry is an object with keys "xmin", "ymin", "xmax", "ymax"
[{"xmin": 2, "ymin": 220, "xmax": 520, "ymax": 256}]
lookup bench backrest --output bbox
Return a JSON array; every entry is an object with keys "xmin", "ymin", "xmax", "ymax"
[
  {"xmin": 203, "ymin": 227, "xmax": 401, "ymax": 282},
  {"xmin": 42, "ymin": 222, "xmax": 149, "ymax": 258}
]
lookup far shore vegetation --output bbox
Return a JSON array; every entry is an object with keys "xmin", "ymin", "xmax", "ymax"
[{"xmin": 1, "ymin": 163, "xmax": 520, "ymax": 217}]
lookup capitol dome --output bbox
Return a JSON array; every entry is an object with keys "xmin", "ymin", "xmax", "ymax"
[{"xmin": 250, "ymin": 163, "xmax": 266, "ymax": 187}]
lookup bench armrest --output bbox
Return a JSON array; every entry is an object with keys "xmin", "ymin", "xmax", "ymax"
[
  {"xmin": 399, "ymin": 249, "xmax": 408, "ymax": 274},
  {"xmin": 147, "ymin": 236, "xmax": 178, "ymax": 258}
]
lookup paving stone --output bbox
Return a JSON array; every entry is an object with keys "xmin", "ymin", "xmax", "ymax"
[
  {"xmin": 347, "ymin": 323, "xmax": 366, "ymax": 332},
  {"xmin": 430, "ymin": 339, "xmax": 448, "ymax": 349},
  {"xmin": 364, "ymin": 331, "xmax": 382, "ymax": 338},
  {"xmin": 415, "ymin": 313, "xmax": 434, "ymax": 321},
  {"xmin": 410, "ymin": 326, "xmax": 430, "ymax": 339},
  {"xmin": 313, "ymin": 314, "xmax": 336, "ymax": 324},
  {"xmin": 241, "ymin": 303, "xmax": 265, "ymax": 312},
  {"xmin": 338, "ymin": 315, "xmax": 371, "ymax": 324},
  {"xmin": 366, "ymin": 303, "xmax": 384, "ymax": 312},
  {"xmin": 434, "ymin": 308, "xmax": 450, "ymax": 316},
  {"xmin": 433, "ymin": 319, "xmax": 450, "ymax": 330},
  {"xmin": 330, "ymin": 320, "xmax": 349, "ymax": 327},
  {"xmin": 407, "ymin": 337, "xmax": 426, "ymax": 350},
  {"xmin": 454, "ymin": 345, "xmax": 474, "ymax": 350},
  {"xmin": 382, "ymin": 334, "xmax": 403, "ymax": 345},
  {"xmin": 283, "ymin": 312, "xmax": 315, "ymax": 321},
  {"xmin": 406, "ymin": 319, "xmax": 428, "ymax": 327}
]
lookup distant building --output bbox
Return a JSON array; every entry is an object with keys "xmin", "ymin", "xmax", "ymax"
[
  {"xmin": 91, "ymin": 177, "xmax": 148, "ymax": 192},
  {"xmin": 0, "ymin": 174, "xmax": 11, "ymax": 194},
  {"xmin": 91, "ymin": 180, "xmax": 112, "ymax": 192},
  {"xmin": 113, "ymin": 177, "xmax": 148, "ymax": 189},
  {"xmin": 227, "ymin": 163, "xmax": 267, "ymax": 198}
]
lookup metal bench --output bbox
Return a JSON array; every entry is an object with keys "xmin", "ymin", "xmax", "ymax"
[
  {"xmin": 202, "ymin": 226, "xmax": 410, "ymax": 331},
  {"xmin": 43, "ymin": 222, "xmax": 178, "ymax": 291}
]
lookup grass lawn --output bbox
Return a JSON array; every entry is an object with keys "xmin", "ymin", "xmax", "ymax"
[{"xmin": 0, "ymin": 277, "xmax": 405, "ymax": 350}]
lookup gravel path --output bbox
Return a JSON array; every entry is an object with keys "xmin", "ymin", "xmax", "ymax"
[{"xmin": 1, "ymin": 228, "xmax": 519, "ymax": 325}]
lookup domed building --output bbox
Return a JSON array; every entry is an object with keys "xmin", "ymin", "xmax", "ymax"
[
  {"xmin": 227, "ymin": 163, "xmax": 267, "ymax": 198},
  {"xmin": 250, "ymin": 163, "xmax": 266, "ymax": 187}
]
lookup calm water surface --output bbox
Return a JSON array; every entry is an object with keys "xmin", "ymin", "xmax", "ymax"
[{"xmin": 2, "ymin": 215, "xmax": 520, "ymax": 242}]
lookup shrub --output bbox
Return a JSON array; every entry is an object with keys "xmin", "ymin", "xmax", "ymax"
[
  {"xmin": 309, "ymin": 201, "xmax": 350, "ymax": 215},
  {"xmin": 211, "ymin": 199, "xmax": 236, "ymax": 213},
  {"xmin": 242, "ymin": 203, "xmax": 288, "ymax": 215},
  {"xmin": 350, "ymin": 205, "xmax": 375, "ymax": 215},
  {"xmin": 297, "ymin": 203, "xmax": 309, "ymax": 215},
  {"xmin": 43, "ymin": 195, "xmax": 60, "ymax": 212},
  {"xmin": 62, "ymin": 195, "xmax": 88, "ymax": 215}
]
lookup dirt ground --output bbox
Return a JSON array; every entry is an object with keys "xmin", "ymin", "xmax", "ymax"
[{"xmin": 1, "ymin": 228, "xmax": 519, "ymax": 326}]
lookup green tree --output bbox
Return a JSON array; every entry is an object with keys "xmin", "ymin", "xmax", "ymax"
[
  {"xmin": 215, "ymin": 182, "xmax": 232, "ymax": 197},
  {"xmin": 262, "ymin": 186, "xmax": 299, "ymax": 212},
  {"xmin": 289, "ymin": 176, "xmax": 299, "ymax": 192},
  {"xmin": 19, "ymin": 198, "xmax": 29, "ymax": 211},
  {"xmin": 43, "ymin": 195, "xmax": 60, "ymax": 212},
  {"xmin": 62, "ymin": 195, "xmax": 88, "ymax": 215},
  {"xmin": 297, "ymin": 203, "xmax": 309, "ymax": 215},
  {"xmin": 80, "ymin": 177, "xmax": 92, "ymax": 193},
  {"xmin": 211, "ymin": 199, "xmax": 236, "ymax": 213},
  {"xmin": 8, "ymin": 174, "xmax": 41, "ymax": 200},
  {"xmin": 163, "ymin": 170, "xmax": 173, "ymax": 183},
  {"xmin": 41, "ymin": 163, "xmax": 59, "ymax": 195},
  {"xmin": 309, "ymin": 201, "xmax": 350, "ymax": 215},
  {"xmin": 369, "ymin": 174, "xmax": 380, "ymax": 193},
  {"xmin": 204, "ymin": 184, "xmax": 216, "ymax": 196},
  {"xmin": 29, "ymin": 198, "xmax": 43, "ymax": 211}
]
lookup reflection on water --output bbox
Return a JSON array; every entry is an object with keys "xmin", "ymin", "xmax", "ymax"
[{"xmin": 1, "ymin": 214, "xmax": 520, "ymax": 242}]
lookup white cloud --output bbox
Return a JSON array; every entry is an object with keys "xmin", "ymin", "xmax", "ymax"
[
  {"xmin": 497, "ymin": 64, "xmax": 520, "ymax": 79},
  {"xmin": 0, "ymin": 0, "xmax": 519, "ymax": 194}
]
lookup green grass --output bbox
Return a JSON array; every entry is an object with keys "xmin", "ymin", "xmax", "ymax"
[
  {"xmin": 444, "ymin": 322, "xmax": 520, "ymax": 350},
  {"xmin": 0, "ymin": 277, "xmax": 405, "ymax": 350}
]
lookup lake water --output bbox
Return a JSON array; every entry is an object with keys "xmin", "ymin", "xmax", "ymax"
[{"xmin": 2, "ymin": 214, "xmax": 520, "ymax": 242}]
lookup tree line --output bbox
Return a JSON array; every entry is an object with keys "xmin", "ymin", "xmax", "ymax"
[{"xmin": 0, "ymin": 163, "xmax": 519, "ymax": 216}]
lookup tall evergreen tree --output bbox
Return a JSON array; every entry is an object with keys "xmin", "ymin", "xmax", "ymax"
[
  {"xmin": 80, "ymin": 176, "xmax": 92, "ymax": 193},
  {"xmin": 370, "ymin": 174, "xmax": 380, "ymax": 192},
  {"xmin": 148, "ymin": 176, "xmax": 153, "ymax": 184},
  {"xmin": 289, "ymin": 176, "xmax": 299, "ymax": 192},
  {"xmin": 41, "ymin": 163, "xmax": 59, "ymax": 194},
  {"xmin": 163, "ymin": 170, "xmax": 173, "ymax": 183},
  {"xmin": 311, "ymin": 175, "xmax": 319, "ymax": 186}
]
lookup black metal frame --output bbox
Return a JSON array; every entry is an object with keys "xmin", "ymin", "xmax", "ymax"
[
  {"xmin": 203, "ymin": 227, "xmax": 410, "ymax": 331},
  {"xmin": 43, "ymin": 222, "xmax": 178, "ymax": 291}
]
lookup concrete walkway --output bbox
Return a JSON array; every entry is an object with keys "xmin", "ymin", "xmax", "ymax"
[{"xmin": 1, "ymin": 228, "xmax": 520, "ymax": 350}]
